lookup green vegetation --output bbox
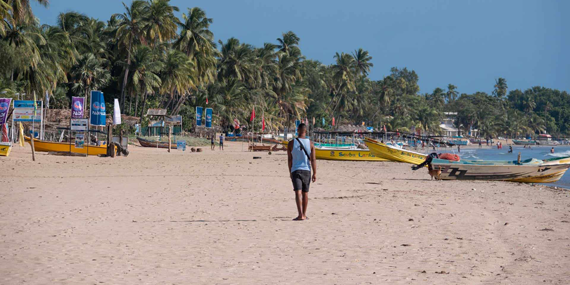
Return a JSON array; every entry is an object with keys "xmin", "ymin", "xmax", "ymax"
[{"xmin": 1, "ymin": 0, "xmax": 569, "ymax": 138}]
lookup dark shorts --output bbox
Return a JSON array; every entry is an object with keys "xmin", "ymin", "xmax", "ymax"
[{"xmin": 291, "ymin": 170, "xmax": 311, "ymax": 192}]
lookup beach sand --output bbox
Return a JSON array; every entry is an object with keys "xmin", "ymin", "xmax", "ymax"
[{"xmin": 1, "ymin": 142, "xmax": 569, "ymax": 284}]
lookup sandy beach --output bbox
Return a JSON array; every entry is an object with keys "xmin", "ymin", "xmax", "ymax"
[{"xmin": 1, "ymin": 141, "xmax": 569, "ymax": 284}]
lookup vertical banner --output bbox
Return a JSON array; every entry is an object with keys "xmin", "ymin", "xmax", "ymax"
[
  {"xmin": 196, "ymin": 106, "xmax": 203, "ymax": 126},
  {"xmin": 90, "ymin": 91, "xmax": 106, "ymax": 126},
  {"xmin": 113, "ymin": 98, "xmax": 121, "ymax": 125},
  {"xmin": 71, "ymin": 97, "xmax": 85, "ymax": 119},
  {"xmin": 295, "ymin": 120, "xmax": 300, "ymax": 136},
  {"xmin": 0, "ymin": 98, "xmax": 12, "ymax": 126},
  {"xmin": 205, "ymin": 108, "xmax": 213, "ymax": 128}
]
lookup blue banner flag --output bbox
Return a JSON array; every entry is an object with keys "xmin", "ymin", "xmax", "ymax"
[
  {"xmin": 196, "ymin": 106, "xmax": 203, "ymax": 126},
  {"xmin": 322, "ymin": 117, "xmax": 325, "ymax": 126},
  {"xmin": 90, "ymin": 91, "xmax": 106, "ymax": 126},
  {"xmin": 205, "ymin": 108, "xmax": 213, "ymax": 128}
]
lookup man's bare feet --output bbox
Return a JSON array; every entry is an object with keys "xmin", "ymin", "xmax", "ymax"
[{"xmin": 293, "ymin": 216, "xmax": 306, "ymax": 221}]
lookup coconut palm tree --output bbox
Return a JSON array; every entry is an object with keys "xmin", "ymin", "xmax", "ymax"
[
  {"xmin": 160, "ymin": 49, "xmax": 196, "ymax": 112},
  {"xmin": 143, "ymin": 0, "xmax": 178, "ymax": 47},
  {"xmin": 217, "ymin": 38, "xmax": 256, "ymax": 85},
  {"xmin": 493, "ymin": 77, "xmax": 508, "ymax": 98},
  {"xmin": 113, "ymin": 0, "xmax": 148, "ymax": 111},
  {"xmin": 276, "ymin": 31, "xmax": 300, "ymax": 55},
  {"xmin": 329, "ymin": 52, "xmax": 356, "ymax": 115},
  {"xmin": 351, "ymin": 48, "xmax": 373, "ymax": 77},
  {"xmin": 70, "ymin": 53, "xmax": 110, "ymax": 98},
  {"xmin": 117, "ymin": 45, "xmax": 162, "ymax": 116},
  {"xmin": 446, "ymin": 84, "xmax": 458, "ymax": 102}
]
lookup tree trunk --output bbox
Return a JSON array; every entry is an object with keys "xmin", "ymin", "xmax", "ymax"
[
  {"xmin": 135, "ymin": 94, "xmax": 139, "ymax": 118},
  {"xmin": 119, "ymin": 42, "xmax": 132, "ymax": 113},
  {"xmin": 139, "ymin": 92, "xmax": 148, "ymax": 122},
  {"xmin": 128, "ymin": 93, "xmax": 133, "ymax": 115},
  {"xmin": 172, "ymin": 94, "xmax": 187, "ymax": 115}
]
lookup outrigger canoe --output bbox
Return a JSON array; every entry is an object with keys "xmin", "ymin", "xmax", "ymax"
[
  {"xmin": 137, "ymin": 137, "xmax": 177, "ymax": 149},
  {"xmin": 430, "ymin": 156, "xmax": 570, "ymax": 183},
  {"xmin": 0, "ymin": 142, "xmax": 11, "ymax": 156},
  {"xmin": 364, "ymin": 138, "xmax": 426, "ymax": 164},
  {"xmin": 24, "ymin": 136, "xmax": 109, "ymax": 156}
]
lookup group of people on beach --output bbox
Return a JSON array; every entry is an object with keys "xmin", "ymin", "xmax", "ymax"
[{"xmin": 210, "ymin": 134, "xmax": 224, "ymax": 150}]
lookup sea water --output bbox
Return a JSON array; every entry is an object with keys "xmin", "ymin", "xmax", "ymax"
[{"xmin": 435, "ymin": 145, "xmax": 570, "ymax": 189}]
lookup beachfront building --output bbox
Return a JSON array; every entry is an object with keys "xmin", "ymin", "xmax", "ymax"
[
  {"xmin": 439, "ymin": 112, "xmax": 478, "ymax": 137},
  {"xmin": 440, "ymin": 112, "xmax": 459, "ymax": 137}
]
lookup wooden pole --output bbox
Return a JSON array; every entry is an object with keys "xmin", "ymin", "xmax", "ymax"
[
  {"xmin": 107, "ymin": 124, "xmax": 114, "ymax": 157},
  {"xmin": 168, "ymin": 125, "xmax": 172, "ymax": 153},
  {"xmin": 29, "ymin": 126, "xmax": 36, "ymax": 161}
]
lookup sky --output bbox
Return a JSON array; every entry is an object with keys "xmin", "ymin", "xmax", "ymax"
[{"xmin": 32, "ymin": 0, "xmax": 569, "ymax": 95}]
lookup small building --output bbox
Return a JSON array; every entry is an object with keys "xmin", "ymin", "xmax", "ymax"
[
  {"xmin": 439, "ymin": 112, "xmax": 479, "ymax": 137},
  {"xmin": 440, "ymin": 112, "xmax": 459, "ymax": 137}
]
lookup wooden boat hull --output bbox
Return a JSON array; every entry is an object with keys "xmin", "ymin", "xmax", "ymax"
[
  {"xmin": 431, "ymin": 157, "xmax": 570, "ymax": 183},
  {"xmin": 365, "ymin": 138, "xmax": 426, "ymax": 164},
  {"xmin": 137, "ymin": 137, "xmax": 177, "ymax": 149},
  {"xmin": 25, "ymin": 137, "xmax": 109, "ymax": 156},
  {"xmin": 315, "ymin": 147, "xmax": 387, "ymax": 161},
  {"xmin": 0, "ymin": 142, "xmax": 11, "ymax": 156}
]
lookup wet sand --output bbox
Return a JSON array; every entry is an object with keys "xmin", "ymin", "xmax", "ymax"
[{"xmin": 1, "ymin": 142, "xmax": 569, "ymax": 284}]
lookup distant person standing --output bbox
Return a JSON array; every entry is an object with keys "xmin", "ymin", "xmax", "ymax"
[
  {"xmin": 458, "ymin": 145, "xmax": 461, "ymax": 153},
  {"xmin": 219, "ymin": 134, "xmax": 224, "ymax": 150},
  {"xmin": 287, "ymin": 123, "xmax": 317, "ymax": 221},
  {"xmin": 479, "ymin": 140, "xmax": 482, "ymax": 148},
  {"xmin": 210, "ymin": 135, "xmax": 215, "ymax": 150},
  {"xmin": 551, "ymin": 147, "xmax": 555, "ymax": 153}
]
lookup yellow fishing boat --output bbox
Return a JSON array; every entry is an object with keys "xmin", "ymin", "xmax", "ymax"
[
  {"xmin": 0, "ymin": 142, "xmax": 11, "ymax": 156},
  {"xmin": 281, "ymin": 140, "xmax": 386, "ymax": 161},
  {"xmin": 315, "ymin": 147, "xmax": 387, "ymax": 161},
  {"xmin": 25, "ymin": 136, "xmax": 110, "ymax": 156},
  {"xmin": 365, "ymin": 138, "xmax": 426, "ymax": 164}
]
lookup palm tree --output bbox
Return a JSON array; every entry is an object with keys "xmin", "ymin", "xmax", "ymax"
[
  {"xmin": 493, "ymin": 77, "xmax": 508, "ymax": 98},
  {"xmin": 351, "ymin": 48, "xmax": 373, "ymax": 77},
  {"xmin": 217, "ymin": 38, "xmax": 256, "ymax": 85},
  {"xmin": 3, "ymin": 0, "xmax": 49, "ymax": 26},
  {"xmin": 160, "ymin": 49, "xmax": 196, "ymax": 113},
  {"xmin": 329, "ymin": 52, "xmax": 355, "ymax": 115},
  {"xmin": 113, "ymin": 0, "xmax": 148, "ymax": 112},
  {"xmin": 117, "ymin": 45, "xmax": 162, "ymax": 116},
  {"xmin": 70, "ymin": 53, "xmax": 110, "ymax": 98},
  {"xmin": 446, "ymin": 84, "xmax": 458, "ymax": 102},
  {"xmin": 143, "ymin": 0, "xmax": 178, "ymax": 47},
  {"xmin": 276, "ymin": 31, "xmax": 300, "ymax": 55}
]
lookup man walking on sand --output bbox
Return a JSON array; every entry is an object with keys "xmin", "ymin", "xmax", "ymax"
[
  {"xmin": 219, "ymin": 133, "xmax": 224, "ymax": 150},
  {"xmin": 287, "ymin": 123, "xmax": 317, "ymax": 221}
]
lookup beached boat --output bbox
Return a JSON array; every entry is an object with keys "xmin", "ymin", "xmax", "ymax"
[
  {"xmin": 364, "ymin": 138, "xmax": 427, "ymax": 164},
  {"xmin": 281, "ymin": 140, "xmax": 385, "ymax": 161},
  {"xmin": 137, "ymin": 137, "xmax": 177, "ymax": 149},
  {"xmin": 512, "ymin": 139, "xmax": 536, "ymax": 145},
  {"xmin": 0, "ymin": 142, "xmax": 11, "ymax": 156},
  {"xmin": 315, "ymin": 147, "xmax": 387, "ymax": 161},
  {"xmin": 24, "ymin": 136, "xmax": 109, "ymax": 156},
  {"xmin": 430, "ymin": 156, "xmax": 570, "ymax": 183},
  {"xmin": 448, "ymin": 139, "xmax": 469, "ymax": 146}
]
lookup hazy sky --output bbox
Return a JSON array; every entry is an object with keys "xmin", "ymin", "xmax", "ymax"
[{"xmin": 32, "ymin": 0, "xmax": 569, "ymax": 95}]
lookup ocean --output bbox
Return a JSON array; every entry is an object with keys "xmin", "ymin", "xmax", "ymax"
[{"xmin": 435, "ymin": 145, "xmax": 570, "ymax": 189}]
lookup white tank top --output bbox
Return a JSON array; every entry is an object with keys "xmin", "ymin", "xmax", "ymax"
[{"xmin": 291, "ymin": 138, "xmax": 311, "ymax": 172}]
